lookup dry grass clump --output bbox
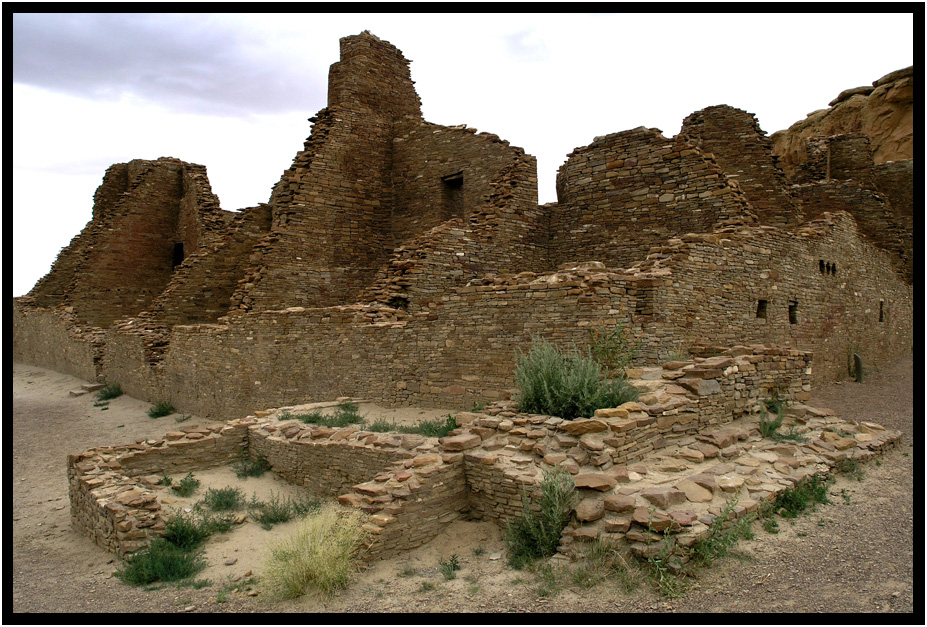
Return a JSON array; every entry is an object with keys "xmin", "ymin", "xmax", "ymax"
[{"xmin": 262, "ymin": 502, "xmax": 369, "ymax": 599}]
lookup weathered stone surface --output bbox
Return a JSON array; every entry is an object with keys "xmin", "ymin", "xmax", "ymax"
[
  {"xmin": 439, "ymin": 433, "xmax": 481, "ymax": 451},
  {"xmin": 575, "ymin": 497, "xmax": 605, "ymax": 522},
  {"xmin": 593, "ymin": 407, "xmax": 629, "ymax": 419},
  {"xmin": 574, "ymin": 473, "xmax": 618, "ymax": 492},
  {"xmin": 604, "ymin": 493, "xmax": 637, "ymax": 513},
  {"xmin": 640, "ymin": 487, "xmax": 687, "ymax": 509},
  {"xmin": 676, "ymin": 479, "xmax": 714, "ymax": 503},
  {"xmin": 559, "ymin": 419, "xmax": 608, "ymax": 435},
  {"xmin": 717, "ymin": 475, "xmax": 745, "ymax": 492}
]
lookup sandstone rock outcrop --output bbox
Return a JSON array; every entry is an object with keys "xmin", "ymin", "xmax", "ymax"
[{"xmin": 771, "ymin": 66, "xmax": 913, "ymax": 179}]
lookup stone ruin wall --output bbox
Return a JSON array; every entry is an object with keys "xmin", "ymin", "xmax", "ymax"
[
  {"xmin": 66, "ymin": 344, "xmax": 817, "ymax": 559},
  {"xmin": 14, "ymin": 32, "xmax": 913, "ymax": 428},
  {"xmin": 678, "ymin": 105, "xmax": 802, "ymax": 227},
  {"xmin": 25, "ymin": 158, "xmax": 231, "ymax": 328},
  {"xmin": 33, "ymin": 207, "xmax": 906, "ymax": 423},
  {"xmin": 549, "ymin": 126, "xmax": 756, "ymax": 270}
]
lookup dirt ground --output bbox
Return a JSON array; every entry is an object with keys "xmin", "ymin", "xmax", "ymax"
[{"xmin": 11, "ymin": 355, "xmax": 916, "ymax": 615}]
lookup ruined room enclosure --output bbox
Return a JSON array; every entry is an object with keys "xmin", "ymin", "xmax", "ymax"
[{"xmin": 68, "ymin": 344, "xmax": 902, "ymax": 569}]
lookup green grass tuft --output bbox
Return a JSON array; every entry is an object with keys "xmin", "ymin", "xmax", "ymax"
[
  {"xmin": 95, "ymin": 383, "xmax": 123, "ymax": 401},
  {"xmin": 114, "ymin": 538, "xmax": 206, "ymax": 586},
  {"xmin": 148, "ymin": 401, "xmax": 175, "ymax": 418}
]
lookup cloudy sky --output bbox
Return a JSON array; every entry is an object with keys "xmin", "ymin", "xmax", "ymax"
[{"xmin": 12, "ymin": 11, "xmax": 914, "ymax": 296}]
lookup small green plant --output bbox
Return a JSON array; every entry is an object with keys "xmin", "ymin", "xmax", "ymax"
[
  {"xmin": 95, "ymin": 383, "xmax": 123, "ymax": 401},
  {"xmin": 532, "ymin": 562, "xmax": 564, "ymax": 598},
  {"xmin": 202, "ymin": 486, "xmax": 245, "ymax": 511},
  {"xmin": 759, "ymin": 404, "xmax": 785, "ymax": 439},
  {"xmin": 114, "ymin": 537, "xmax": 206, "ymax": 586},
  {"xmin": 171, "ymin": 473, "xmax": 200, "ymax": 498},
  {"xmin": 148, "ymin": 400, "xmax": 175, "ymax": 419},
  {"xmin": 420, "ymin": 581, "xmax": 436, "ymax": 592},
  {"xmin": 645, "ymin": 539, "xmax": 686, "ymax": 598},
  {"xmin": 248, "ymin": 492, "xmax": 321, "ymax": 530},
  {"xmin": 762, "ymin": 517, "xmax": 780, "ymax": 534},
  {"xmin": 471, "ymin": 401, "xmax": 486, "ymax": 412},
  {"xmin": 232, "ymin": 453, "xmax": 272, "ymax": 478},
  {"xmin": 775, "ymin": 474, "xmax": 831, "ymax": 518},
  {"xmin": 162, "ymin": 509, "xmax": 212, "ymax": 550},
  {"xmin": 835, "ymin": 458, "xmax": 865, "ymax": 482},
  {"xmin": 157, "ymin": 474, "xmax": 173, "ymax": 487},
  {"xmin": 691, "ymin": 497, "xmax": 755, "ymax": 567},
  {"xmin": 398, "ymin": 563, "xmax": 417, "ymax": 578},
  {"xmin": 402, "ymin": 414, "xmax": 457, "ymax": 438},
  {"xmin": 296, "ymin": 403, "xmax": 364, "ymax": 428},
  {"xmin": 587, "ymin": 318, "xmax": 640, "ymax": 378},
  {"xmin": 839, "ymin": 489, "xmax": 852, "ymax": 505},
  {"xmin": 262, "ymin": 503, "xmax": 369, "ymax": 599},
  {"xmin": 438, "ymin": 554, "xmax": 461, "ymax": 580},
  {"xmin": 472, "ymin": 545, "xmax": 485, "ymax": 557},
  {"xmin": 363, "ymin": 414, "xmax": 458, "ymax": 438},
  {"xmin": 504, "ymin": 466, "xmax": 577, "ymax": 569},
  {"xmin": 515, "ymin": 336, "xmax": 638, "ymax": 420},
  {"xmin": 571, "ymin": 538, "xmax": 640, "ymax": 593}
]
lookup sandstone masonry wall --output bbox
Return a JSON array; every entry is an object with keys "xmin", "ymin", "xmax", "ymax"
[
  {"xmin": 12, "ymin": 303, "xmax": 103, "ymax": 381},
  {"xmin": 679, "ymin": 105, "xmax": 801, "ymax": 227},
  {"xmin": 551, "ymin": 127, "xmax": 755, "ymax": 269}
]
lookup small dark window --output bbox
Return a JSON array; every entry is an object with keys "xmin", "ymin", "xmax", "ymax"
[
  {"xmin": 756, "ymin": 300, "xmax": 768, "ymax": 319},
  {"xmin": 788, "ymin": 300, "xmax": 798, "ymax": 325},
  {"xmin": 172, "ymin": 242, "xmax": 184, "ymax": 269},
  {"xmin": 831, "ymin": 263, "xmax": 837, "ymax": 276},
  {"xmin": 879, "ymin": 300, "xmax": 885, "ymax": 322},
  {"xmin": 442, "ymin": 172, "xmax": 464, "ymax": 219},
  {"xmin": 819, "ymin": 260, "xmax": 826, "ymax": 274}
]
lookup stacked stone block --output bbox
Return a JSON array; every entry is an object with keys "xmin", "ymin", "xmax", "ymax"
[{"xmin": 550, "ymin": 126, "xmax": 755, "ymax": 270}]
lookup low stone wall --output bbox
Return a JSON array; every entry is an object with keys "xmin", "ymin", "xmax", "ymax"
[
  {"xmin": 67, "ymin": 422, "xmax": 249, "ymax": 556},
  {"xmin": 66, "ymin": 343, "xmax": 898, "ymax": 566}
]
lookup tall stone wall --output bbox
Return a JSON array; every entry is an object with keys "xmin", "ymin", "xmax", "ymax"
[
  {"xmin": 679, "ymin": 105, "xmax": 801, "ymax": 227},
  {"xmin": 641, "ymin": 212, "xmax": 913, "ymax": 381},
  {"xmin": 551, "ymin": 126, "xmax": 755, "ymax": 270},
  {"xmin": 144, "ymin": 205, "xmax": 272, "ymax": 325},
  {"xmin": 26, "ymin": 158, "xmax": 228, "ymax": 328}
]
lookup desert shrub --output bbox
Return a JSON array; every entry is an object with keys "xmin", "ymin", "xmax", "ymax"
[
  {"xmin": 171, "ymin": 472, "xmax": 200, "ymax": 497},
  {"xmin": 202, "ymin": 486, "xmax": 245, "ymax": 511},
  {"xmin": 232, "ymin": 453, "xmax": 272, "ymax": 478},
  {"xmin": 775, "ymin": 473, "xmax": 831, "ymax": 518},
  {"xmin": 95, "ymin": 383, "xmax": 123, "ymax": 401},
  {"xmin": 515, "ymin": 337, "xmax": 637, "ymax": 420},
  {"xmin": 162, "ymin": 509, "xmax": 211, "ymax": 550},
  {"xmin": 296, "ymin": 401, "xmax": 364, "ymax": 428},
  {"xmin": 438, "ymin": 554, "xmax": 461, "ymax": 580},
  {"xmin": 759, "ymin": 404, "xmax": 785, "ymax": 439},
  {"xmin": 263, "ymin": 503, "xmax": 369, "ymax": 598},
  {"xmin": 362, "ymin": 414, "xmax": 457, "ymax": 438},
  {"xmin": 148, "ymin": 401, "xmax": 175, "ymax": 419},
  {"xmin": 248, "ymin": 492, "xmax": 321, "ymax": 530},
  {"xmin": 115, "ymin": 538, "xmax": 205, "ymax": 586},
  {"xmin": 504, "ymin": 466, "xmax": 577, "ymax": 569}
]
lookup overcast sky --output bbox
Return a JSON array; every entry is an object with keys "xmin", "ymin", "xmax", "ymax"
[{"xmin": 12, "ymin": 11, "xmax": 915, "ymax": 297}]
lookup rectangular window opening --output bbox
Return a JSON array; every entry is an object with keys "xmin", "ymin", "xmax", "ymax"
[
  {"xmin": 172, "ymin": 242, "xmax": 185, "ymax": 269},
  {"xmin": 879, "ymin": 300, "xmax": 885, "ymax": 322},
  {"xmin": 442, "ymin": 171, "xmax": 465, "ymax": 220},
  {"xmin": 788, "ymin": 300, "xmax": 798, "ymax": 325},
  {"xmin": 756, "ymin": 299, "xmax": 768, "ymax": 319}
]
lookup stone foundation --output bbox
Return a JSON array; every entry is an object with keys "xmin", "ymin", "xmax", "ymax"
[{"xmin": 68, "ymin": 343, "xmax": 900, "ymax": 564}]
